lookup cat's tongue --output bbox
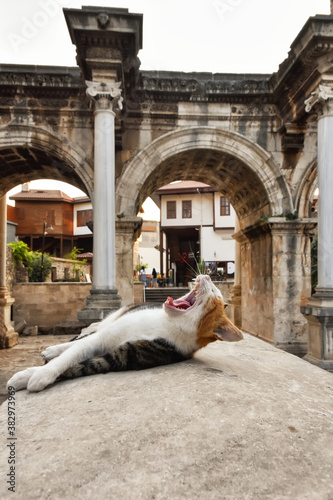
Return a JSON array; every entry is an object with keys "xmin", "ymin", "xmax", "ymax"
[{"xmin": 166, "ymin": 297, "xmax": 191, "ymax": 310}]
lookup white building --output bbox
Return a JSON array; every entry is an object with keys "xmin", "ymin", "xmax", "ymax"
[{"xmin": 153, "ymin": 181, "xmax": 236, "ymax": 286}]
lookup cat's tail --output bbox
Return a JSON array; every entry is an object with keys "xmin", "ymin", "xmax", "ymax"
[{"xmin": 58, "ymin": 338, "xmax": 190, "ymax": 380}]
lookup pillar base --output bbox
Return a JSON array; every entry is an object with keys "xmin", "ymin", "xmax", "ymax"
[
  {"xmin": 0, "ymin": 288, "xmax": 18, "ymax": 349},
  {"xmin": 301, "ymin": 296, "xmax": 333, "ymax": 372},
  {"xmin": 78, "ymin": 288, "xmax": 122, "ymax": 325}
]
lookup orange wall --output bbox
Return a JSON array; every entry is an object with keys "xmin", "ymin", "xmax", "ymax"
[{"xmin": 15, "ymin": 201, "xmax": 74, "ymax": 236}]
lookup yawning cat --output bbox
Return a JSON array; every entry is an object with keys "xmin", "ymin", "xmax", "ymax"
[{"xmin": 7, "ymin": 275, "xmax": 243, "ymax": 393}]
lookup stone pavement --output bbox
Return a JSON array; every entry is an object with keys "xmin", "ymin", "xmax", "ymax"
[
  {"xmin": 0, "ymin": 335, "xmax": 73, "ymax": 406},
  {"xmin": 0, "ymin": 333, "xmax": 333, "ymax": 500}
]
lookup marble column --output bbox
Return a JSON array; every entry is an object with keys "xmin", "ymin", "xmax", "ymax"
[
  {"xmin": 0, "ymin": 196, "xmax": 18, "ymax": 348},
  {"xmin": 301, "ymin": 85, "xmax": 333, "ymax": 370},
  {"xmin": 78, "ymin": 81, "xmax": 122, "ymax": 324}
]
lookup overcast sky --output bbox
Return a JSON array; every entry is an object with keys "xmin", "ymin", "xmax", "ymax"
[
  {"xmin": 2, "ymin": 0, "xmax": 331, "ymax": 212},
  {"xmin": 0, "ymin": 0, "xmax": 330, "ymax": 73}
]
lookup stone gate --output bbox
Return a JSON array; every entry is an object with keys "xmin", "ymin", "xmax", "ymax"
[{"xmin": 1, "ymin": 6, "xmax": 333, "ymax": 369}]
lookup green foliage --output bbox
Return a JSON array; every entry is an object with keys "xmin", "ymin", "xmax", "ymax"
[
  {"xmin": 64, "ymin": 247, "xmax": 84, "ymax": 261},
  {"xmin": 64, "ymin": 247, "xmax": 87, "ymax": 281},
  {"xmin": 197, "ymin": 258, "xmax": 206, "ymax": 275},
  {"xmin": 8, "ymin": 242, "xmax": 53, "ymax": 282},
  {"xmin": 8, "ymin": 241, "xmax": 33, "ymax": 267},
  {"xmin": 135, "ymin": 262, "xmax": 148, "ymax": 274},
  {"xmin": 28, "ymin": 252, "xmax": 53, "ymax": 282}
]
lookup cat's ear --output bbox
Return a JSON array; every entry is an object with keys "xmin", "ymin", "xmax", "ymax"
[{"xmin": 214, "ymin": 318, "xmax": 243, "ymax": 342}]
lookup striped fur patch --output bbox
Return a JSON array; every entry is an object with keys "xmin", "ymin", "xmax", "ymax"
[{"xmin": 59, "ymin": 337, "xmax": 190, "ymax": 380}]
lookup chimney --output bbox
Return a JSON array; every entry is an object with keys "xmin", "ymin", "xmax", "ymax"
[{"xmin": 21, "ymin": 182, "xmax": 30, "ymax": 192}]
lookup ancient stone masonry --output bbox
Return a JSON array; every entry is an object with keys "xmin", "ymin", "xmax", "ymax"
[
  {"xmin": 1, "ymin": 6, "xmax": 333, "ymax": 361},
  {"xmin": 139, "ymin": 72, "xmax": 271, "ymax": 101}
]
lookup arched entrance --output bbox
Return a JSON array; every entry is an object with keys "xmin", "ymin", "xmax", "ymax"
[
  {"xmin": 0, "ymin": 125, "xmax": 93, "ymax": 197},
  {"xmin": 116, "ymin": 127, "xmax": 313, "ymax": 354},
  {"xmin": 0, "ymin": 125, "xmax": 93, "ymax": 347},
  {"xmin": 117, "ymin": 126, "xmax": 293, "ymax": 224}
]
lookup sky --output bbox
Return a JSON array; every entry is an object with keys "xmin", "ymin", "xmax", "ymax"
[{"xmin": 2, "ymin": 0, "xmax": 331, "ymax": 217}]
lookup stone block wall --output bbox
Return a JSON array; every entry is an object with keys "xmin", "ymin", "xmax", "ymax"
[
  {"xmin": 240, "ymin": 231, "xmax": 274, "ymax": 343},
  {"xmin": 12, "ymin": 283, "xmax": 91, "ymax": 333},
  {"xmin": 133, "ymin": 281, "xmax": 144, "ymax": 304}
]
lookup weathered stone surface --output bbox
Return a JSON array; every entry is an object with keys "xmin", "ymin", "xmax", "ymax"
[{"xmin": 1, "ymin": 335, "xmax": 333, "ymax": 499}]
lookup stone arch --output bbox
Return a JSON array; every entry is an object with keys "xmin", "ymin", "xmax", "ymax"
[
  {"xmin": 116, "ymin": 126, "xmax": 293, "ymax": 226},
  {"xmin": 0, "ymin": 125, "xmax": 93, "ymax": 198},
  {"xmin": 294, "ymin": 161, "xmax": 318, "ymax": 218}
]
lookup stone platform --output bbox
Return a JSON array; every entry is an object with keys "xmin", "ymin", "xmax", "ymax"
[{"xmin": 0, "ymin": 333, "xmax": 333, "ymax": 499}]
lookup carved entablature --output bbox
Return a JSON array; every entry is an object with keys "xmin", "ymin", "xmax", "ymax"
[
  {"xmin": 0, "ymin": 70, "xmax": 92, "ymax": 117},
  {"xmin": 139, "ymin": 72, "xmax": 271, "ymax": 103},
  {"xmin": 142, "ymin": 77, "xmax": 200, "ymax": 94},
  {"xmin": 0, "ymin": 68, "xmax": 84, "ymax": 104},
  {"xmin": 0, "ymin": 71, "xmax": 81, "ymax": 88},
  {"xmin": 206, "ymin": 79, "xmax": 269, "ymax": 95}
]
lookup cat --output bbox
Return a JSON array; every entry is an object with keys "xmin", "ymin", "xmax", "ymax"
[{"xmin": 7, "ymin": 275, "xmax": 243, "ymax": 393}]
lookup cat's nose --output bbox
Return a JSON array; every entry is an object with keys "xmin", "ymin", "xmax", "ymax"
[{"xmin": 197, "ymin": 275, "xmax": 210, "ymax": 283}]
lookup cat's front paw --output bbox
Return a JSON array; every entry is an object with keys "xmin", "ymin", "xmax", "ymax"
[
  {"xmin": 7, "ymin": 367, "xmax": 40, "ymax": 391},
  {"xmin": 27, "ymin": 367, "xmax": 57, "ymax": 392}
]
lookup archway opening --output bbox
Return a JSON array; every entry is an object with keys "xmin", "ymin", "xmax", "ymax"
[
  {"xmin": 0, "ymin": 145, "xmax": 88, "ymax": 196},
  {"xmin": 134, "ymin": 148, "xmax": 270, "ymax": 228},
  {"xmin": 133, "ymin": 148, "xmax": 271, "ymax": 287},
  {"xmin": 137, "ymin": 178, "xmax": 238, "ymax": 288},
  {"xmin": 1, "ymin": 144, "xmax": 93, "ymax": 259}
]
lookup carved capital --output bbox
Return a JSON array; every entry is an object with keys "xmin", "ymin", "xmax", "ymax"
[
  {"xmin": 85, "ymin": 80, "xmax": 123, "ymax": 111},
  {"xmin": 305, "ymin": 85, "xmax": 333, "ymax": 114}
]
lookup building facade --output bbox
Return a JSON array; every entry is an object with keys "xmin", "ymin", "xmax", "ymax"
[
  {"xmin": 9, "ymin": 187, "xmax": 93, "ymax": 257},
  {"xmin": 157, "ymin": 181, "xmax": 236, "ymax": 286}
]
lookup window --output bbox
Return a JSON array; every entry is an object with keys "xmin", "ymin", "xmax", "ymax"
[
  {"xmin": 182, "ymin": 200, "xmax": 192, "ymax": 218},
  {"xmin": 220, "ymin": 197, "xmax": 230, "ymax": 216},
  {"xmin": 47, "ymin": 210, "xmax": 55, "ymax": 226},
  {"xmin": 167, "ymin": 201, "xmax": 176, "ymax": 219},
  {"xmin": 77, "ymin": 209, "xmax": 93, "ymax": 227}
]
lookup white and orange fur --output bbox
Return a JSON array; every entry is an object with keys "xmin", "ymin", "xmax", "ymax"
[{"xmin": 7, "ymin": 275, "xmax": 243, "ymax": 393}]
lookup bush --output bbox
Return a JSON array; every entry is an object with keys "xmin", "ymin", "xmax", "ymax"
[
  {"xmin": 8, "ymin": 241, "xmax": 33, "ymax": 267},
  {"xmin": 28, "ymin": 252, "xmax": 53, "ymax": 282},
  {"xmin": 63, "ymin": 247, "xmax": 87, "ymax": 281}
]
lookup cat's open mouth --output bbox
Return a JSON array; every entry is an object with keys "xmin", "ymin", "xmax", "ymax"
[{"xmin": 164, "ymin": 289, "xmax": 197, "ymax": 312}]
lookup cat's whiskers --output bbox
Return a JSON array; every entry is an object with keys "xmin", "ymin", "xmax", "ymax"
[{"xmin": 179, "ymin": 252, "xmax": 198, "ymax": 280}]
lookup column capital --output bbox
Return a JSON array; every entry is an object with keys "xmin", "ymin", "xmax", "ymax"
[
  {"xmin": 85, "ymin": 80, "xmax": 123, "ymax": 111},
  {"xmin": 305, "ymin": 84, "xmax": 333, "ymax": 115}
]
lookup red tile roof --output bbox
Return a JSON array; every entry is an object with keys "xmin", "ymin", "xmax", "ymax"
[
  {"xmin": 9, "ymin": 190, "xmax": 74, "ymax": 202},
  {"xmin": 156, "ymin": 181, "xmax": 216, "ymax": 194}
]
